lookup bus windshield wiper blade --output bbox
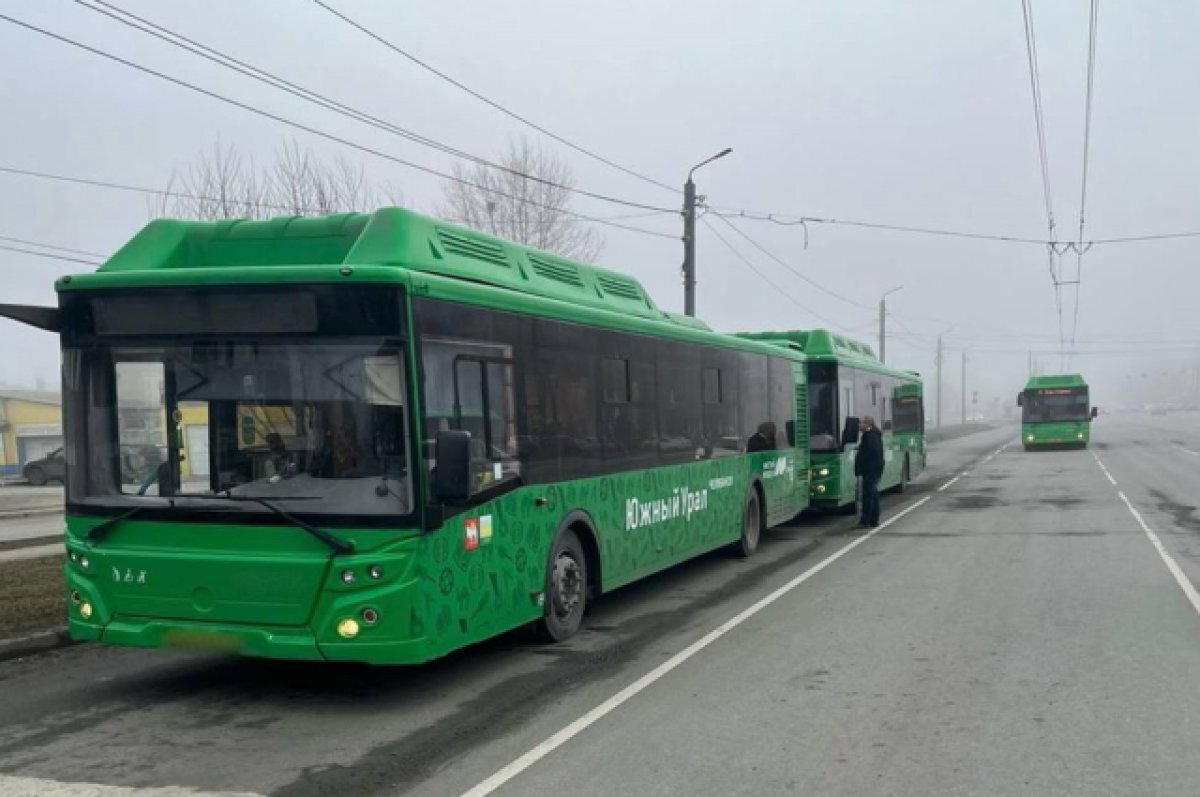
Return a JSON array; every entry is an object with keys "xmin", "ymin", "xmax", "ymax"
[
  {"xmin": 185, "ymin": 493, "xmax": 354, "ymax": 555},
  {"xmin": 86, "ymin": 506, "xmax": 145, "ymax": 543}
]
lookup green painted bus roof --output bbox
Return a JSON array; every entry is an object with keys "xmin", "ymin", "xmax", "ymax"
[
  {"xmin": 1025, "ymin": 373, "xmax": 1087, "ymax": 389},
  {"xmin": 736, "ymin": 328, "xmax": 920, "ymax": 381},
  {"xmin": 59, "ymin": 207, "xmax": 706, "ymax": 331},
  {"xmin": 53, "ymin": 207, "xmax": 814, "ymax": 361}
]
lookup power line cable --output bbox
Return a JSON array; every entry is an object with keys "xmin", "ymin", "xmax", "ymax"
[
  {"xmin": 0, "ymin": 243, "xmax": 102, "ymax": 266},
  {"xmin": 1019, "ymin": 0, "xmax": 1068, "ymax": 362},
  {"xmin": 75, "ymin": 1, "xmax": 675, "ymax": 215},
  {"xmin": 1069, "ymin": 0, "xmax": 1100, "ymax": 351},
  {"xmin": 0, "ymin": 13, "xmax": 677, "ymax": 241},
  {"xmin": 712, "ymin": 209, "xmax": 1048, "ymax": 245},
  {"xmin": 1020, "ymin": 0, "xmax": 1056, "ymax": 240},
  {"xmin": 0, "ymin": 234, "xmax": 106, "ymax": 259},
  {"xmin": 699, "ymin": 215, "xmax": 847, "ymax": 330},
  {"xmin": 310, "ymin": 0, "xmax": 678, "ymax": 195},
  {"xmin": 709, "ymin": 213, "xmax": 875, "ymax": 311}
]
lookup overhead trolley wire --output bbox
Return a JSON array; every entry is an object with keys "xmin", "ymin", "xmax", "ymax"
[
  {"xmin": 1069, "ymin": 0, "xmax": 1100, "ymax": 351},
  {"xmin": 75, "ymin": 1, "xmax": 676, "ymax": 215},
  {"xmin": 0, "ymin": 234, "xmax": 106, "ymax": 259},
  {"xmin": 708, "ymin": 213, "xmax": 875, "ymax": 311},
  {"xmin": 0, "ymin": 13, "xmax": 677, "ymax": 241},
  {"xmin": 699, "ymin": 215, "xmax": 847, "ymax": 330},
  {"xmin": 711, "ymin": 208, "xmax": 1048, "ymax": 246},
  {"xmin": 310, "ymin": 0, "xmax": 678, "ymax": 195},
  {"xmin": 1019, "ymin": 0, "xmax": 1068, "ymax": 360},
  {"xmin": 0, "ymin": 242, "xmax": 103, "ymax": 266}
]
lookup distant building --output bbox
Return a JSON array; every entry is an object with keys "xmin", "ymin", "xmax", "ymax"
[{"xmin": 0, "ymin": 388, "xmax": 63, "ymax": 475}]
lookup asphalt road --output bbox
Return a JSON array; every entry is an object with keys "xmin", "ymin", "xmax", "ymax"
[{"xmin": 1, "ymin": 417, "xmax": 1198, "ymax": 797}]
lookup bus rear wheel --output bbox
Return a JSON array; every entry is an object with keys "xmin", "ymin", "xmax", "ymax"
[
  {"xmin": 895, "ymin": 458, "xmax": 910, "ymax": 494},
  {"xmin": 537, "ymin": 528, "xmax": 588, "ymax": 643},
  {"xmin": 729, "ymin": 487, "xmax": 762, "ymax": 558}
]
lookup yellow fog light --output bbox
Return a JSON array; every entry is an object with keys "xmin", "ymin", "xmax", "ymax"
[
  {"xmin": 336, "ymin": 618, "xmax": 360, "ymax": 638},
  {"xmin": 79, "ymin": 601, "xmax": 93, "ymax": 620}
]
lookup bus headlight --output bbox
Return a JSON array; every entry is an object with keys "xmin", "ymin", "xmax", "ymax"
[
  {"xmin": 79, "ymin": 601, "xmax": 93, "ymax": 620},
  {"xmin": 336, "ymin": 618, "xmax": 360, "ymax": 638},
  {"xmin": 815, "ymin": 485, "xmax": 826, "ymax": 494},
  {"xmin": 1026, "ymin": 434, "xmax": 1034, "ymax": 442},
  {"xmin": 1077, "ymin": 432, "xmax": 1084, "ymax": 439},
  {"xmin": 816, "ymin": 468, "xmax": 830, "ymax": 477}
]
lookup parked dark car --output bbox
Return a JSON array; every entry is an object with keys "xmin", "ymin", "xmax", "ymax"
[
  {"xmin": 22, "ymin": 447, "xmax": 65, "ymax": 486},
  {"xmin": 22, "ymin": 444, "xmax": 165, "ymax": 486}
]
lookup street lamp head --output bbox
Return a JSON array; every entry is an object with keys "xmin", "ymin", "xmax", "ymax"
[{"xmin": 688, "ymin": 148, "xmax": 734, "ymax": 181}]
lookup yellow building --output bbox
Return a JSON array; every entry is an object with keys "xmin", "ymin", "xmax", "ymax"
[{"xmin": 0, "ymin": 389, "xmax": 63, "ymax": 476}]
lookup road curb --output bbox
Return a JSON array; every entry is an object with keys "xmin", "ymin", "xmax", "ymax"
[
  {"xmin": 0, "ymin": 507, "xmax": 64, "ymax": 520},
  {"xmin": 0, "ymin": 628, "xmax": 76, "ymax": 663}
]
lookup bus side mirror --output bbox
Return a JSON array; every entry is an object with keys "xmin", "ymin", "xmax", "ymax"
[
  {"xmin": 842, "ymin": 417, "xmax": 860, "ymax": 448},
  {"xmin": 882, "ymin": 419, "xmax": 893, "ymax": 431},
  {"xmin": 1091, "ymin": 407, "xmax": 1098, "ymax": 419},
  {"xmin": 1017, "ymin": 393, "xmax": 1024, "ymax": 407},
  {"xmin": 432, "ymin": 430, "xmax": 472, "ymax": 503}
]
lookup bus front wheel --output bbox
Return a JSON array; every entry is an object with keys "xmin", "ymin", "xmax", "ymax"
[{"xmin": 537, "ymin": 528, "xmax": 588, "ymax": 642}]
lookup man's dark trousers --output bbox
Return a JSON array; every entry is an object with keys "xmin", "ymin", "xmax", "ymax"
[{"xmin": 861, "ymin": 471, "xmax": 882, "ymax": 526}]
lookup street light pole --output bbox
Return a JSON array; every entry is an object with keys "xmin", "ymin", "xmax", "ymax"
[
  {"xmin": 682, "ymin": 148, "xmax": 733, "ymax": 316},
  {"xmin": 878, "ymin": 285, "xmax": 903, "ymax": 363}
]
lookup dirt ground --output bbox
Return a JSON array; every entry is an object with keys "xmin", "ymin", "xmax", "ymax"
[{"xmin": 0, "ymin": 555, "xmax": 65, "ymax": 638}]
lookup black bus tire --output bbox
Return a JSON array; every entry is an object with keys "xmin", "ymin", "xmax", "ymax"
[
  {"xmin": 729, "ymin": 487, "xmax": 762, "ymax": 558},
  {"xmin": 896, "ymin": 457, "xmax": 910, "ymax": 494},
  {"xmin": 536, "ymin": 528, "xmax": 588, "ymax": 643}
]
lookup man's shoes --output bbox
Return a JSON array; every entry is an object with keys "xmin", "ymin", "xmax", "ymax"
[{"xmin": 854, "ymin": 522, "xmax": 871, "ymax": 530}]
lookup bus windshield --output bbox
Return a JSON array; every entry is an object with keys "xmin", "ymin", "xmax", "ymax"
[
  {"xmin": 64, "ymin": 341, "xmax": 413, "ymax": 517},
  {"xmin": 1022, "ymin": 388, "xmax": 1090, "ymax": 423},
  {"xmin": 807, "ymin": 362, "xmax": 838, "ymax": 451}
]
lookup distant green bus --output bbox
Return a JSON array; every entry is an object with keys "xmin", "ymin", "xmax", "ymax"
[
  {"xmin": 1, "ymin": 207, "xmax": 815, "ymax": 665},
  {"xmin": 739, "ymin": 330, "xmax": 925, "ymax": 512},
  {"xmin": 1019, "ymin": 374, "xmax": 1097, "ymax": 449}
]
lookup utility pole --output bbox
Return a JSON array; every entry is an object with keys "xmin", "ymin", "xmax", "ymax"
[
  {"xmin": 936, "ymin": 334, "xmax": 944, "ymax": 428},
  {"xmin": 681, "ymin": 148, "xmax": 732, "ymax": 316},
  {"xmin": 961, "ymin": 350, "xmax": 967, "ymax": 424},
  {"xmin": 878, "ymin": 286, "xmax": 903, "ymax": 363}
]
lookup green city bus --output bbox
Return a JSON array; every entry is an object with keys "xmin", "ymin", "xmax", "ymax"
[
  {"xmin": 1019, "ymin": 374, "xmax": 1097, "ymax": 449},
  {"xmin": 0, "ymin": 207, "xmax": 814, "ymax": 665},
  {"xmin": 738, "ymin": 330, "xmax": 925, "ymax": 512}
]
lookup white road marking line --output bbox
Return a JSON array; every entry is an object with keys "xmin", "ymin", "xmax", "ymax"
[
  {"xmin": 1116, "ymin": 490, "xmax": 1200, "ymax": 620},
  {"xmin": 457, "ymin": 497, "xmax": 933, "ymax": 797},
  {"xmin": 0, "ymin": 774, "xmax": 262, "ymax": 796},
  {"xmin": 1089, "ymin": 450, "xmax": 1118, "ymax": 487},
  {"xmin": 937, "ymin": 476, "xmax": 960, "ymax": 492},
  {"xmin": 1174, "ymin": 445, "xmax": 1200, "ymax": 458}
]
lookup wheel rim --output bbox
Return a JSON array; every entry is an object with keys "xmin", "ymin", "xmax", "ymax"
[
  {"xmin": 551, "ymin": 551, "xmax": 584, "ymax": 620},
  {"xmin": 744, "ymin": 497, "xmax": 760, "ymax": 548}
]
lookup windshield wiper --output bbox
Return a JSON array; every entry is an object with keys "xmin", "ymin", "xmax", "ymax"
[
  {"xmin": 87, "ymin": 506, "xmax": 146, "ymax": 543},
  {"xmin": 185, "ymin": 493, "xmax": 354, "ymax": 555}
]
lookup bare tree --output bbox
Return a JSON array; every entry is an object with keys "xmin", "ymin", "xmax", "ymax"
[
  {"xmin": 154, "ymin": 139, "xmax": 401, "ymax": 220},
  {"xmin": 438, "ymin": 137, "xmax": 602, "ymax": 262}
]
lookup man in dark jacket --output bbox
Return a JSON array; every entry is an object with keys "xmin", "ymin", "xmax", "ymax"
[{"xmin": 854, "ymin": 416, "xmax": 885, "ymax": 528}]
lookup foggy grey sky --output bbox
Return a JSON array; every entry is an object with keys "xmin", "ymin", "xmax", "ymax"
[{"xmin": 2, "ymin": 0, "xmax": 1199, "ymax": 414}]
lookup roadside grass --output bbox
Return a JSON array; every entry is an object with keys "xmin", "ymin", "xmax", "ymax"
[{"xmin": 0, "ymin": 555, "xmax": 65, "ymax": 637}]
